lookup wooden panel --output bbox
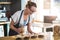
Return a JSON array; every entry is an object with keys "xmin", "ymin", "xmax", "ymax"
[
  {"xmin": 54, "ymin": 25, "xmax": 60, "ymax": 36},
  {"xmin": 44, "ymin": 16, "xmax": 57, "ymax": 23},
  {"xmin": 54, "ymin": 25, "xmax": 60, "ymax": 40}
]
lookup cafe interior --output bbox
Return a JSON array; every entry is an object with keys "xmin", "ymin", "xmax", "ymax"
[{"xmin": 0, "ymin": 0, "xmax": 60, "ymax": 40}]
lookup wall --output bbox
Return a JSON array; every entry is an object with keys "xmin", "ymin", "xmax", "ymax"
[
  {"xmin": 21, "ymin": 0, "xmax": 29, "ymax": 10},
  {"xmin": 10, "ymin": 0, "xmax": 21, "ymax": 14},
  {"xmin": 31, "ymin": 0, "xmax": 60, "ymax": 21}
]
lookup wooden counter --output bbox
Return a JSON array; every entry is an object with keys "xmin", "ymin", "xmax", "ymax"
[
  {"xmin": 0, "ymin": 34, "xmax": 44, "ymax": 40},
  {"xmin": 0, "ymin": 36, "xmax": 16, "ymax": 40},
  {"xmin": 0, "ymin": 35, "xmax": 60, "ymax": 40},
  {"xmin": 54, "ymin": 35, "xmax": 60, "ymax": 40}
]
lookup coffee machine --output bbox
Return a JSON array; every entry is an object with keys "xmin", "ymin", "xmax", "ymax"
[{"xmin": 0, "ymin": 10, "xmax": 8, "ymax": 21}]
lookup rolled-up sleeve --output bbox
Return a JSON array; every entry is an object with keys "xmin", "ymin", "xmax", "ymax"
[{"xmin": 11, "ymin": 11, "xmax": 21, "ymax": 23}]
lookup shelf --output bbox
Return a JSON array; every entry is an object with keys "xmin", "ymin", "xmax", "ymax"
[{"xmin": 0, "ymin": 2, "xmax": 11, "ymax": 4}]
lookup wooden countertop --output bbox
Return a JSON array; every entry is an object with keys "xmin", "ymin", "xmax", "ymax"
[
  {"xmin": 0, "ymin": 34, "xmax": 44, "ymax": 40},
  {"xmin": 54, "ymin": 35, "xmax": 60, "ymax": 40},
  {"xmin": 0, "ymin": 35, "xmax": 60, "ymax": 40},
  {"xmin": 0, "ymin": 36, "xmax": 16, "ymax": 40}
]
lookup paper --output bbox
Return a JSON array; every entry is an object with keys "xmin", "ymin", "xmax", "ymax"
[{"xmin": 0, "ymin": 25, "xmax": 4, "ymax": 37}]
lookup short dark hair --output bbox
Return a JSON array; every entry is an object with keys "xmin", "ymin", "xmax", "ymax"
[{"xmin": 26, "ymin": 1, "xmax": 37, "ymax": 8}]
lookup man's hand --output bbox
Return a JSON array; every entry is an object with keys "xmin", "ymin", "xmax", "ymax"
[
  {"xmin": 16, "ymin": 27, "xmax": 24, "ymax": 33},
  {"xmin": 16, "ymin": 28, "xmax": 21, "ymax": 33}
]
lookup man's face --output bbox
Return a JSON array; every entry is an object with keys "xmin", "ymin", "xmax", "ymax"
[{"xmin": 29, "ymin": 6, "xmax": 36, "ymax": 14}]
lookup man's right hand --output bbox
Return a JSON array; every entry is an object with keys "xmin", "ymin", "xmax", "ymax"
[
  {"xmin": 16, "ymin": 28, "xmax": 21, "ymax": 33},
  {"xmin": 16, "ymin": 28, "xmax": 24, "ymax": 34}
]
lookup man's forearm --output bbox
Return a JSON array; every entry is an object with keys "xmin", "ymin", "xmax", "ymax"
[
  {"xmin": 27, "ymin": 23, "xmax": 34, "ymax": 34},
  {"xmin": 10, "ymin": 20, "xmax": 18, "ymax": 32},
  {"xmin": 10, "ymin": 24, "xmax": 18, "ymax": 32}
]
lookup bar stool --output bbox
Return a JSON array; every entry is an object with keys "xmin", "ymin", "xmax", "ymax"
[{"xmin": 38, "ymin": 35, "xmax": 44, "ymax": 40}]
